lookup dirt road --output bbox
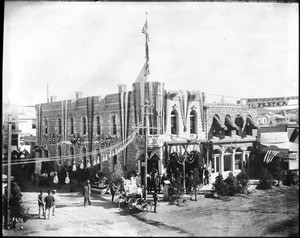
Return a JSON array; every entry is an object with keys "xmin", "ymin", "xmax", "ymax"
[{"xmin": 3, "ymin": 185, "xmax": 299, "ymax": 237}]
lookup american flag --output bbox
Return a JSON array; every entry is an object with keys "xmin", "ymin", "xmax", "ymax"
[
  {"xmin": 263, "ymin": 150, "xmax": 280, "ymax": 163},
  {"xmin": 142, "ymin": 20, "xmax": 149, "ymax": 41}
]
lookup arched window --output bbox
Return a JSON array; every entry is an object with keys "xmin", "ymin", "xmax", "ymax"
[
  {"xmin": 44, "ymin": 119, "xmax": 48, "ymax": 135},
  {"xmin": 190, "ymin": 110, "xmax": 197, "ymax": 134},
  {"xmin": 171, "ymin": 110, "xmax": 178, "ymax": 135},
  {"xmin": 82, "ymin": 116, "xmax": 87, "ymax": 135},
  {"xmin": 112, "ymin": 113, "xmax": 117, "ymax": 135},
  {"xmin": 96, "ymin": 115, "xmax": 101, "ymax": 135},
  {"xmin": 69, "ymin": 117, "xmax": 74, "ymax": 135},
  {"xmin": 58, "ymin": 118, "xmax": 62, "ymax": 134}
]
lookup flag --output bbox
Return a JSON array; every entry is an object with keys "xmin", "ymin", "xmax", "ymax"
[
  {"xmin": 263, "ymin": 150, "xmax": 279, "ymax": 163},
  {"xmin": 142, "ymin": 20, "xmax": 149, "ymax": 41},
  {"xmin": 142, "ymin": 20, "xmax": 150, "ymax": 59},
  {"xmin": 135, "ymin": 60, "xmax": 149, "ymax": 83}
]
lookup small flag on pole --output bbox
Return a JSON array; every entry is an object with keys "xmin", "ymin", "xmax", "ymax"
[{"xmin": 142, "ymin": 20, "xmax": 149, "ymax": 41}]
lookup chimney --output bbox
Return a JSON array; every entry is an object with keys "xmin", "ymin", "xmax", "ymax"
[
  {"xmin": 117, "ymin": 84, "xmax": 126, "ymax": 93},
  {"xmin": 50, "ymin": 96, "xmax": 57, "ymax": 103},
  {"xmin": 75, "ymin": 91, "xmax": 83, "ymax": 99}
]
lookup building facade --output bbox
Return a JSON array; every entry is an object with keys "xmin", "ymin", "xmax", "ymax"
[{"xmin": 34, "ymin": 79, "xmax": 259, "ymax": 184}]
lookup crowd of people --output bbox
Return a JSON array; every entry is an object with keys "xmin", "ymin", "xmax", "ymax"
[{"xmin": 145, "ymin": 165, "xmax": 210, "ymax": 195}]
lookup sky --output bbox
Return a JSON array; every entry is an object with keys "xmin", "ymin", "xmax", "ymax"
[{"xmin": 3, "ymin": 2, "xmax": 299, "ymax": 106}]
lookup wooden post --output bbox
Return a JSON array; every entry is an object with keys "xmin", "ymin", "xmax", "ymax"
[{"xmin": 7, "ymin": 118, "xmax": 12, "ymax": 229}]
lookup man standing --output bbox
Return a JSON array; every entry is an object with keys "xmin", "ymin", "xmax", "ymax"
[
  {"xmin": 110, "ymin": 181, "xmax": 118, "ymax": 203},
  {"xmin": 204, "ymin": 167, "xmax": 210, "ymax": 185},
  {"xmin": 44, "ymin": 190, "xmax": 55, "ymax": 219},
  {"xmin": 83, "ymin": 180, "xmax": 91, "ymax": 207},
  {"xmin": 38, "ymin": 189, "xmax": 45, "ymax": 218},
  {"xmin": 52, "ymin": 190, "xmax": 58, "ymax": 216}
]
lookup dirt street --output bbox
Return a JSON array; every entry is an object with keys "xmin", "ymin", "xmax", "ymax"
[{"xmin": 3, "ymin": 184, "xmax": 299, "ymax": 237}]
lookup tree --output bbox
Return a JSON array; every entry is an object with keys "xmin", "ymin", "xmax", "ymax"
[{"xmin": 9, "ymin": 182, "xmax": 29, "ymax": 222}]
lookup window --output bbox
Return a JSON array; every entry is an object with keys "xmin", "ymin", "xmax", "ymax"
[
  {"xmin": 11, "ymin": 123, "xmax": 16, "ymax": 130},
  {"xmin": 235, "ymin": 152, "xmax": 242, "ymax": 170},
  {"xmin": 44, "ymin": 119, "xmax": 48, "ymax": 134},
  {"xmin": 96, "ymin": 115, "xmax": 101, "ymax": 135},
  {"xmin": 171, "ymin": 110, "xmax": 178, "ymax": 135},
  {"xmin": 32, "ymin": 123, "xmax": 36, "ymax": 129},
  {"xmin": 112, "ymin": 113, "xmax": 117, "ymax": 135},
  {"xmin": 149, "ymin": 113, "xmax": 158, "ymax": 135},
  {"xmin": 190, "ymin": 110, "xmax": 197, "ymax": 134},
  {"xmin": 58, "ymin": 118, "xmax": 62, "ymax": 134},
  {"xmin": 224, "ymin": 149, "xmax": 232, "ymax": 171},
  {"xmin": 69, "ymin": 117, "xmax": 74, "ymax": 135},
  {"xmin": 82, "ymin": 116, "xmax": 87, "ymax": 135}
]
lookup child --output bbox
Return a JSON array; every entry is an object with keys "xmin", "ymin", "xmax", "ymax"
[
  {"xmin": 38, "ymin": 189, "xmax": 45, "ymax": 218},
  {"xmin": 52, "ymin": 189, "xmax": 58, "ymax": 216}
]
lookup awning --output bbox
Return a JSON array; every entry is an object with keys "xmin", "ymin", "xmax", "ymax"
[
  {"xmin": 246, "ymin": 116, "xmax": 259, "ymax": 129},
  {"xmin": 260, "ymin": 142, "xmax": 298, "ymax": 152},
  {"xmin": 213, "ymin": 116, "xmax": 227, "ymax": 130},
  {"xmin": 225, "ymin": 116, "xmax": 239, "ymax": 130}
]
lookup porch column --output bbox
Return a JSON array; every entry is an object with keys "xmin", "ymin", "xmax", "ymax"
[
  {"xmin": 137, "ymin": 160, "xmax": 141, "ymax": 174},
  {"xmin": 241, "ymin": 152, "xmax": 245, "ymax": 171},
  {"xmin": 220, "ymin": 152, "xmax": 224, "ymax": 174},
  {"xmin": 232, "ymin": 150, "xmax": 236, "ymax": 172}
]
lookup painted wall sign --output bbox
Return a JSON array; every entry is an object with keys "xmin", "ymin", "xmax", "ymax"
[{"xmin": 242, "ymin": 96, "xmax": 298, "ymax": 108}]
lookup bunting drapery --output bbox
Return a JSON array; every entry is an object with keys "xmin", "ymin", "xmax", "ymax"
[
  {"xmin": 179, "ymin": 91, "xmax": 190, "ymax": 132},
  {"xmin": 120, "ymin": 91, "xmax": 130, "ymax": 167}
]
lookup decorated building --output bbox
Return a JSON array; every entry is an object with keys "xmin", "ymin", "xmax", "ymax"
[{"xmin": 34, "ymin": 21, "xmax": 260, "ymax": 185}]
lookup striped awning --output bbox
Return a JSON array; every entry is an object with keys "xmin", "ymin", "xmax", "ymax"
[
  {"xmin": 225, "ymin": 116, "xmax": 239, "ymax": 130},
  {"xmin": 246, "ymin": 116, "xmax": 259, "ymax": 129},
  {"xmin": 213, "ymin": 116, "xmax": 227, "ymax": 129}
]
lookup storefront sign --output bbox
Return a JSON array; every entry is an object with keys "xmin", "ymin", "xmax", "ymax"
[{"xmin": 242, "ymin": 96, "xmax": 298, "ymax": 108}]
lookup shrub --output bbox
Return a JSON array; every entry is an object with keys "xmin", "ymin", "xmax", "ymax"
[
  {"xmin": 213, "ymin": 173, "xmax": 228, "ymax": 197},
  {"xmin": 282, "ymin": 170, "xmax": 299, "ymax": 186},
  {"xmin": 257, "ymin": 167, "xmax": 273, "ymax": 190},
  {"xmin": 224, "ymin": 172, "xmax": 240, "ymax": 196},
  {"xmin": 237, "ymin": 171, "xmax": 249, "ymax": 193},
  {"xmin": 9, "ymin": 182, "xmax": 30, "ymax": 222},
  {"xmin": 213, "ymin": 172, "xmax": 250, "ymax": 197}
]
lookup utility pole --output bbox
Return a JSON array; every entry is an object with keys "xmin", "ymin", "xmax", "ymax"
[
  {"xmin": 141, "ymin": 100, "xmax": 153, "ymax": 201},
  {"xmin": 7, "ymin": 114, "xmax": 12, "ymax": 229}
]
